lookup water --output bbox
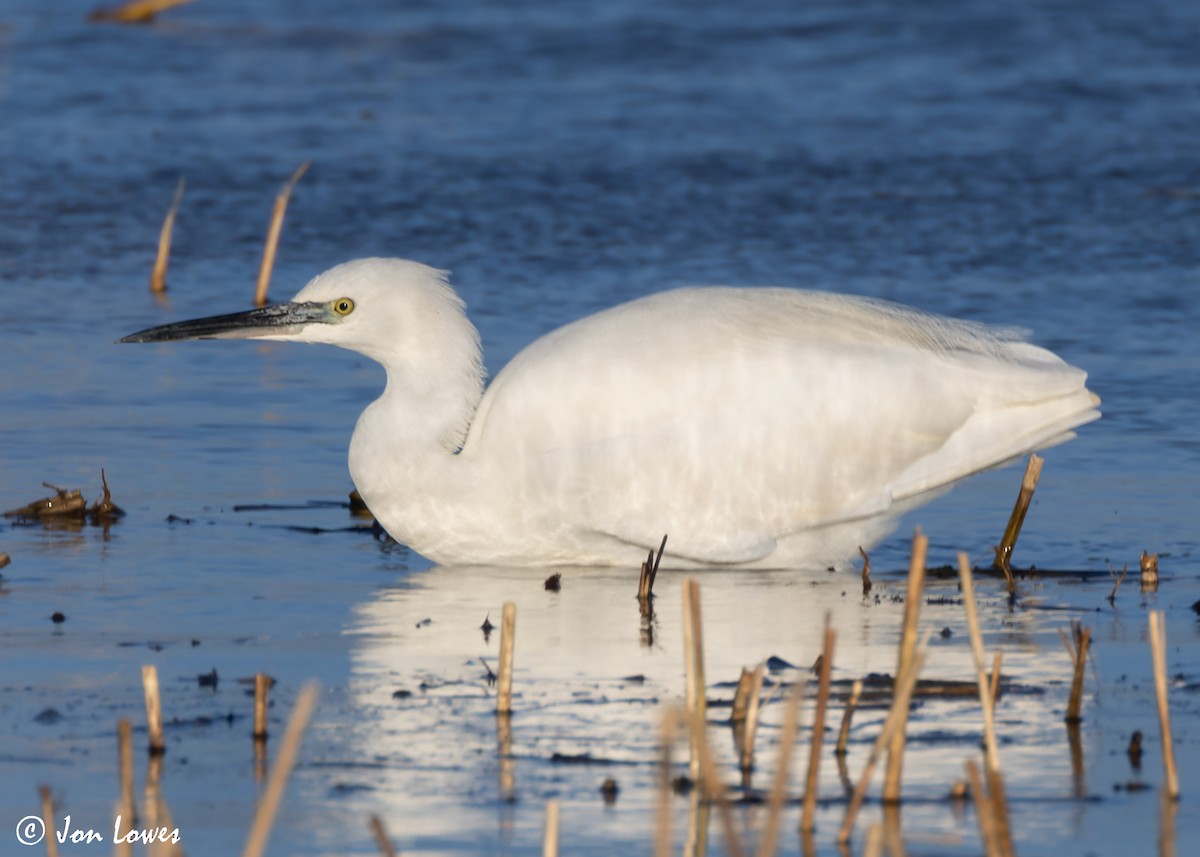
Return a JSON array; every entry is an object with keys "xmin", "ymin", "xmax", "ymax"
[{"xmin": 1, "ymin": 0, "xmax": 1198, "ymax": 854}]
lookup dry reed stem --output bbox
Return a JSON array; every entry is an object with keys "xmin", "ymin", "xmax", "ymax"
[
  {"xmin": 883, "ymin": 529, "xmax": 928, "ymax": 802},
  {"xmin": 497, "ymin": 601, "xmax": 517, "ymax": 714},
  {"xmin": 638, "ymin": 534, "xmax": 668, "ymax": 602},
  {"xmin": 497, "ymin": 711, "xmax": 515, "ymax": 802},
  {"xmin": 756, "ymin": 679, "xmax": 805, "ymax": 857},
  {"xmin": 89, "ymin": 0, "xmax": 197, "ymax": 24},
  {"xmin": 801, "ymin": 616, "xmax": 836, "ymax": 832},
  {"xmin": 254, "ymin": 672, "xmax": 270, "ymax": 739},
  {"xmin": 965, "ymin": 759, "xmax": 1000, "ymax": 857},
  {"xmin": 655, "ymin": 708, "xmax": 680, "ymax": 857},
  {"xmin": 992, "ymin": 453, "xmax": 1043, "ymax": 585},
  {"xmin": 141, "ymin": 664, "xmax": 165, "ymax": 754},
  {"xmin": 859, "ymin": 546, "xmax": 872, "ymax": 596},
  {"xmin": 732, "ymin": 664, "xmax": 765, "ymax": 775},
  {"xmin": 862, "ymin": 823, "xmax": 885, "ymax": 857},
  {"xmin": 1061, "ymin": 621, "xmax": 1091, "ymax": 723},
  {"xmin": 1108, "ymin": 563, "xmax": 1129, "ymax": 603},
  {"xmin": 149, "ymin": 176, "xmax": 185, "ymax": 294},
  {"xmin": 254, "ymin": 161, "xmax": 310, "ymax": 307},
  {"xmin": 542, "ymin": 799, "xmax": 560, "ymax": 857},
  {"xmin": 118, "ymin": 718, "xmax": 136, "ymax": 830},
  {"xmin": 1159, "ymin": 790, "xmax": 1178, "ymax": 857},
  {"xmin": 368, "ymin": 815, "xmax": 397, "ymax": 857},
  {"xmin": 989, "ymin": 651, "xmax": 1003, "ymax": 712},
  {"xmin": 682, "ymin": 578, "xmax": 707, "ymax": 781},
  {"xmin": 835, "ymin": 678, "xmax": 863, "ymax": 757},
  {"xmin": 689, "ymin": 705, "xmax": 745, "ymax": 857},
  {"xmin": 957, "ymin": 553, "xmax": 1001, "ymax": 774},
  {"xmin": 837, "ymin": 631, "xmax": 930, "ymax": 845},
  {"xmin": 241, "ymin": 683, "xmax": 319, "ymax": 857},
  {"xmin": 1148, "ymin": 610, "xmax": 1179, "ymax": 800},
  {"xmin": 38, "ymin": 785, "xmax": 59, "ymax": 857}
]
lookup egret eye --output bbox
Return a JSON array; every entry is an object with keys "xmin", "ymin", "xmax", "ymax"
[{"xmin": 332, "ymin": 297, "xmax": 355, "ymax": 316}]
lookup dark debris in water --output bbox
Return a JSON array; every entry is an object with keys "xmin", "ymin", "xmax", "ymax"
[
  {"xmin": 4, "ymin": 471, "xmax": 125, "ymax": 528},
  {"xmin": 33, "ymin": 708, "xmax": 63, "ymax": 724},
  {"xmin": 544, "ymin": 572, "xmax": 562, "ymax": 592}
]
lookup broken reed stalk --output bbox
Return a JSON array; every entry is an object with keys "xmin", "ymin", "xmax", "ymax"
[
  {"xmin": 965, "ymin": 759, "xmax": 1002, "ymax": 857},
  {"xmin": 141, "ymin": 664, "xmax": 165, "ymax": 755},
  {"xmin": 682, "ymin": 578, "xmax": 707, "ymax": 782},
  {"xmin": 993, "ymin": 452, "xmax": 1044, "ymax": 587},
  {"xmin": 497, "ymin": 601, "xmax": 517, "ymax": 714},
  {"xmin": 689, "ymin": 705, "xmax": 746, "ymax": 857},
  {"xmin": 368, "ymin": 815, "xmax": 397, "ymax": 857},
  {"xmin": 731, "ymin": 664, "xmax": 765, "ymax": 776},
  {"xmin": 241, "ymin": 682, "xmax": 320, "ymax": 857},
  {"xmin": 117, "ymin": 718, "xmax": 136, "ymax": 831},
  {"xmin": 837, "ymin": 630, "xmax": 931, "ymax": 845},
  {"xmin": 638, "ymin": 534, "xmax": 668, "ymax": 602},
  {"xmin": 883, "ymin": 529, "xmax": 928, "ymax": 803},
  {"xmin": 835, "ymin": 678, "xmax": 863, "ymax": 757},
  {"xmin": 801, "ymin": 616, "xmax": 836, "ymax": 833},
  {"xmin": 1148, "ymin": 610, "xmax": 1180, "ymax": 800},
  {"xmin": 859, "ymin": 546, "xmax": 872, "ymax": 596},
  {"xmin": 1060, "ymin": 621, "xmax": 1091, "ymax": 723},
  {"xmin": 254, "ymin": 672, "xmax": 270, "ymax": 739},
  {"xmin": 254, "ymin": 161, "xmax": 311, "ymax": 307},
  {"xmin": 957, "ymin": 553, "xmax": 1002, "ymax": 773},
  {"xmin": 989, "ymin": 651, "xmax": 1003, "ymax": 713},
  {"xmin": 38, "ymin": 784, "xmax": 59, "ymax": 857},
  {"xmin": 542, "ymin": 799, "xmax": 560, "ymax": 857},
  {"xmin": 149, "ymin": 176, "xmax": 185, "ymax": 294},
  {"xmin": 1108, "ymin": 563, "xmax": 1129, "ymax": 603},
  {"xmin": 756, "ymin": 679, "xmax": 805, "ymax": 857}
]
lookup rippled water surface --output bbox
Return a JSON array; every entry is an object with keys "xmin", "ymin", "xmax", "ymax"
[{"xmin": 2, "ymin": 1, "xmax": 1199, "ymax": 855}]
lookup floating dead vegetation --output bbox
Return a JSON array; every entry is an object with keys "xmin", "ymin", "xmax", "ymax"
[
  {"xmin": 3, "ymin": 471, "xmax": 125, "ymax": 528},
  {"xmin": 88, "ymin": 0, "xmax": 197, "ymax": 25}
]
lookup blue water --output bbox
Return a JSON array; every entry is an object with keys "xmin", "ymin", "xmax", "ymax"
[{"xmin": 2, "ymin": 1, "xmax": 1199, "ymax": 854}]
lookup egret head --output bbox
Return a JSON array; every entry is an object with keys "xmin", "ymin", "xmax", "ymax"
[{"xmin": 120, "ymin": 258, "xmax": 483, "ymax": 377}]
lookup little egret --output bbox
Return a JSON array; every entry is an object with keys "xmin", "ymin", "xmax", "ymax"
[{"xmin": 121, "ymin": 258, "xmax": 1099, "ymax": 568}]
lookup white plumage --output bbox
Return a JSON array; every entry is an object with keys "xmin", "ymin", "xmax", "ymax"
[{"xmin": 122, "ymin": 258, "xmax": 1100, "ymax": 568}]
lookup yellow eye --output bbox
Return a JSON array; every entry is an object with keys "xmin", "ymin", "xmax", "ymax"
[{"xmin": 332, "ymin": 297, "xmax": 355, "ymax": 316}]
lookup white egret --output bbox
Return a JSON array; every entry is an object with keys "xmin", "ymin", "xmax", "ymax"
[{"xmin": 121, "ymin": 258, "xmax": 1099, "ymax": 568}]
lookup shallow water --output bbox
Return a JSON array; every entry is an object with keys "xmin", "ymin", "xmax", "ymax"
[{"xmin": 2, "ymin": 0, "xmax": 1199, "ymax": 854}]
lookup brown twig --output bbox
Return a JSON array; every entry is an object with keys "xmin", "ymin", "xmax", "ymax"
[
  {"xmin": 992, "ymin": 453, "xmax": 1043, "ymax": 588},
  {"xmin": 859, "ymin": 546, "xmax": 872, "ymax": 596},
  {"xmin": 883, "ymin": 529, "xmax": 928, "ymax": 802},
  {"xmin": 241, "ymin": 682, "xmax": 320, "ymax": 857},
  {"xmin": 149, "ymin": 176, "xmax": 185, "ymax": 294},
  {"xmin": 497, "ymin": 602, "xmax": 517, "ymax": 714},
  {"xmin": 1148, "ymin": 610, "xmax": 1179, "ymax": 800},
  {"xmin": 801, "ymin": 615, "xmax": 835, "ymax": 832},
  {"xmin": 254, "ymin": 161, "xmax": 311, "ymax": 307},
  {"xmin": 1107, "ymin": 563, "xmax": 1129, "ymax": 604}
]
